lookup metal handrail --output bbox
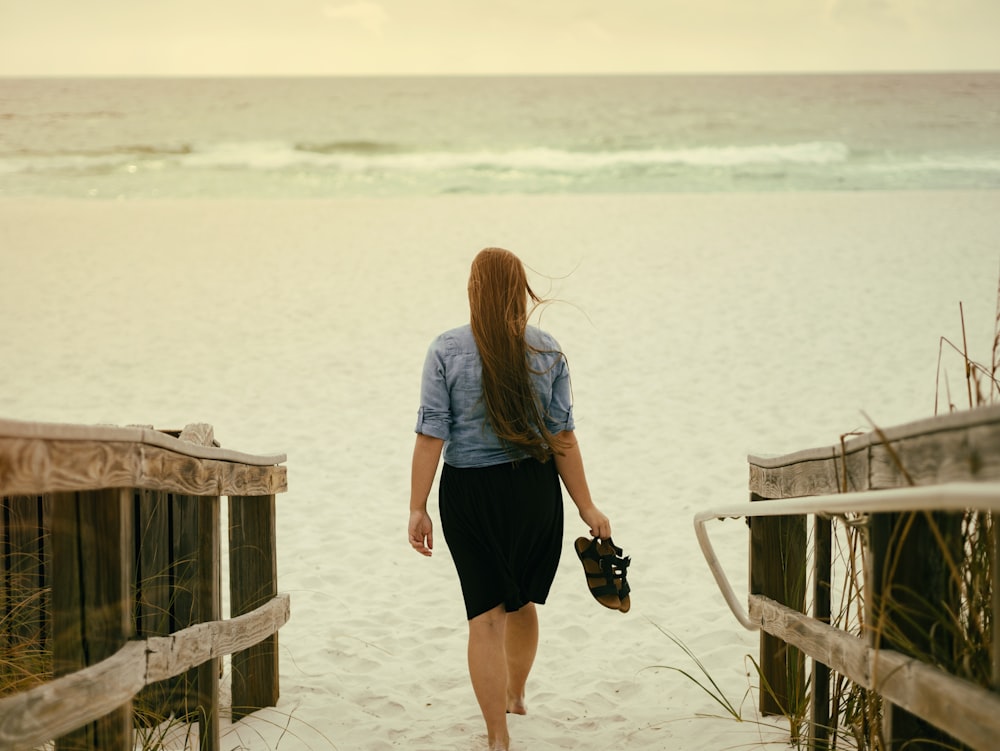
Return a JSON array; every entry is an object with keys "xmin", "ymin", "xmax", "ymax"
[{"xmin": 693, "ymin": 481, "xmax": 1000, "ymax": 630}]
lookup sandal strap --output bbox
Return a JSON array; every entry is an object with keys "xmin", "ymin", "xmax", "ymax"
[
  {"xmin": 599, "ymin": 548, "xmax": 631, "ymax": 602},
  {"xmin": 617, "ymin": 569, "xmax": 631, "ymax": 600},
  {"xmin": 599, "ymin": 552, "xmax": 629, "ymax": 575},
  {"xmin": 587, "ymin": 580, "xmax": 620, "ymax": 599}
]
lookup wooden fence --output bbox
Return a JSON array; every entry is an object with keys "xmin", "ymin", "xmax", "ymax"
[
  {"xmin": 695, "ymin": 404, "xmax": 1000, "ymax": 751},
  {"xmin": 0, "ymin": 418, "xmax": 290, "ymax": 751}
]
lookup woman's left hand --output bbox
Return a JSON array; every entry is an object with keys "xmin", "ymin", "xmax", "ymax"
[{"xmin": 580, "ymin": 506, "xmax": 611, "ymax": 541}]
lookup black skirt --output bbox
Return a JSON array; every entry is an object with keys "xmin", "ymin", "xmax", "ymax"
[{"xmin": 439, "ymin": 458, "xmax": 564, "ymax": 620}]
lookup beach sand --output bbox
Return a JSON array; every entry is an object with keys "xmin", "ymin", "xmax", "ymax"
[{"xmin": 2, "ymin": 191, "xmax": 999, "ymax": 749}]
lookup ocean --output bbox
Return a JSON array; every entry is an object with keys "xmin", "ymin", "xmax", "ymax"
[{"xmin": 2, "ymin": 73, "xmax": 999, "ymax": 199}]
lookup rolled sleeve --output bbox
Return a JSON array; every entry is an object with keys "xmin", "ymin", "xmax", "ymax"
[
  {"xmin": 544, "ymin": 356, "xmax": 575, "ymax": 434},
  {"xmin": 415, "ymin": 340, "xmax": 452, "ymax": 440}
]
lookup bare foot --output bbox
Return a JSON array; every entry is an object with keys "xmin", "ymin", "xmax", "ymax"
[
  {"xmin": 488, "ymin": 732, "xmax": 510, "ymax": 750},
  {"xmin": 506, "ymin": 695, "xmax": 527, "ymax": 715}
]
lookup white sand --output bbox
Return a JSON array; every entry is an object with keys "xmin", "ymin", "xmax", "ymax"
[{"xmin": 2, "ymin": 191, "xmax": 999, "ymax": 750}]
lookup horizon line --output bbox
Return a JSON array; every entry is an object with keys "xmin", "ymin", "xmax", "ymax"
[{"xmin": 2, "ymin": 68, "xmax": 1000, "ymax": 80}]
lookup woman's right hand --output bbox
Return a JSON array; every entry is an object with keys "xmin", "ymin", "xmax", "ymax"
[{"xmin": 409, "ymin": 509, "xmax": 434, "ymax": 556}]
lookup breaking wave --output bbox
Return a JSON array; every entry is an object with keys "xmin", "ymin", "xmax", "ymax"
[{"xmin": 0, "ymin": 139, "xmax": 851, "ymax": 175}]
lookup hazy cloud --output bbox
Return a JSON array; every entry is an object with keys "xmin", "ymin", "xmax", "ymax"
[
  {"xmin": 323, "ymin": 2, "xmax": 389, "ymax": 35},
  {"xmin": 826, "ymin": 0, "xmax": 900, "ymax": 25},
  {"xmin": 2, "ymin": 0, "xmax": 999, "ymax": 74},
  {"xmin": 568, "ymin": 18, "xmax": 615, "ymax": 44}
]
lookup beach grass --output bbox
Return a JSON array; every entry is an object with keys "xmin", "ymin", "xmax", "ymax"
[
  {"xmin": 0, "ymin": 572, "xmax": 51, "ymax": 698},
  {"xmin": 642, "ymin": 619, "xmax": 747, "ymax": 722},
  {"xmin": 821, "ymin": 287, "xmax": 999, "ymax": 750}
]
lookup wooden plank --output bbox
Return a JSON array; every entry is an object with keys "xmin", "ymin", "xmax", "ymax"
[
  {"xmin": 869, "ymin": 422, "xmax": 1000, "ymax": 490},
  {"xmin": 869, "ymin": 510, "xmax": 964, "ymax": 750},
  {"xmin": 133, "ymin": 489, "xmax": 173, "ymax": 725},
  {"xmin": 81, "ymin": 488, "xmax": 133, "ymax": 751},
  {"xmin": 750, "ymin": 595, "xmax": 870, "ymax": 685},
  {"xmin": 0, "ymin": 594, "xmax": 290, "ymax": 751},
  {"xmin": 229, "ymin": 494, "xmax": 279, "ymax": 719},
  {"xmin": 0, "ymin": 498, "xmax": 5, "ymax": 680},
  {"xmin": 749, "ymin": 454, "xmax": 843, "ymax": 500},
  {"xmin": 0, "ymin": 417, "xmax": 285, "ymax": 466},
  {"xmin": 749, "ymin": 405, "xmax": 1000, "ymax": 471},
  {"xmin": 749, "ymin": 503, "xmax": 806, "ymax": 717},
  {"xmin": 811, "ymin": 514, "xmax": 832, "ymax": 750},
  {"xmin": 39, "ymin": 495, "xmax": 52, "ymax": 654},
  {"xmin": 750, "ymin": 410, "xmax": 1000, "ymax": 499},
  {"xmin": 994, "ymin": 522, "xmax": 1000, "ymax": 691},
  {"xmin": 50, "ymin": 493, "xmax": 83, "ymax": 680},
  {"xmin": 52, "ymin": 489, "xmax": 133, "ymax": 751},
  {"xmin": 140, "ymin": 450, "xmax": 286, "ymax": 498},
  {"xmin": 144, "ymin": 594, "xmax": 290, "ymax": 681},
  {"xmin": 0, "ymin": 437, "xmax": 287, "ymax": 497},
  {"xmin": 874, "ymin": 649, "xmax": 1000, "ymax": 751},
  {"xmin": 170, "ymin": 493, "xmax": 199, "ymax": 720},
  {"xmin": 865, "ymin": 405, "xmax": 1000, "ymax": 449},
  {"xmin": 135, "ymin": 490, "xmax": 171, "ymax": 635},
  {"xmin": 165, "ymin": 492, "xmax": 223, "ymax": 737},
  {"xmin": 196, "ymin": 495, "xmax": 221, "ymax": 751},
  {"xmin": 749, "ymin": 448, "xmax": 870, "ymax": 499},
  {"xmin": 750, "ymin": 595, "xmax": 1000, "ymax": 751}
]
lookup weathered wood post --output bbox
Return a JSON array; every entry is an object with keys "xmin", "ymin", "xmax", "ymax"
[
  {"xmin": 133, "ymin": 489, "xmax": 173, "ymax": 723},
  {"xmin": 868, "ymin": 509, "xmax": 964, "ymax": 751},
  {"xmin": 749, "ymin": 496, "xmax": 806, "ymax": 720},
  {"xmin": 229, "ymin": 493, "xmax": 279, "ymax": 718},
  {"xmin": 149, "ymin": 491, "xmax": 220, "ymax": 751},
  {"xmin": 51, "ymin": 489, "xmax": 134, "ymax": 751},
  {"xmin": 196, "ymin": 494, "xmax": 221, "ymax": 751},
  {"xmin": 749, "ymin": 443, "xmax": 864, "ymax": 740},
  {"xmin": 811, "ymin": 513, "xmax": 832, "ymax": 750},
  {"xmin": 993, "ymin": 517, "xmax": 1000, "ymax": 693}
]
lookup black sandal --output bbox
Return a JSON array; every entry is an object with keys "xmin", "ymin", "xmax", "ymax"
[{"xmin": 574, "ymin": 537, "xmax": 631, "ymax": 613}]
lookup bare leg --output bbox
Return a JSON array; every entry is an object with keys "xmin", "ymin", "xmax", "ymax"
[
  {"xmin": 468, "ymin": 605, "xmax": 510, "ymax": 750},
  {"xmin": 505, "ymin": 603, "xmax": 538, "ymax": 714}
]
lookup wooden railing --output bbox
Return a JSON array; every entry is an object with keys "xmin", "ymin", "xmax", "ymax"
[
  {"xmin": 695, "ymin": 404, "xmax": 1000, "ymax": 751},
  {"xmin": 0, "ymin": 418, "xmax": 290, "ymax": 751}
]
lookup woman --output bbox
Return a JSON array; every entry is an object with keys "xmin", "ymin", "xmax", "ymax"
[{"xmin": 408, "ymin": 247, "xmax": 612, "ymax": 751}]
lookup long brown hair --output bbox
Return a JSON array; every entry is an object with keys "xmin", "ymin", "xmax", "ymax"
[{"xmin": 468, "ymin": 247, "xmax": 569, "ymax": 462}]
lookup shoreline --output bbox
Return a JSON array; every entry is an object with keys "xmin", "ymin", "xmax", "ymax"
[{"xmin": 3, "ymin": 186, "xmax": 1000, "ymax": 201}]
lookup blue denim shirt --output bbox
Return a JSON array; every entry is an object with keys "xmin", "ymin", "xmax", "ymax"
[{"xmin": 415, "ymin": 324, "xmax": 575, "ymax": 468}]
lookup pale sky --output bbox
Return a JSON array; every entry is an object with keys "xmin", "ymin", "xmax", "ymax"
[{"xmin": 2, "ymin": 0, "xmax": 999, "ymax": 76}]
